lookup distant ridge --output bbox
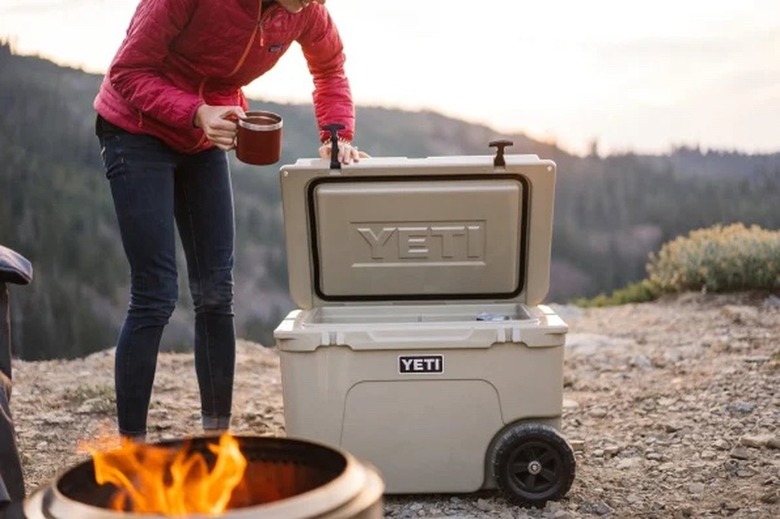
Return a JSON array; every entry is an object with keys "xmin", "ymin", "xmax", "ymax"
[{"xmin": 2, "ymin": 45, "xmax": 779, "ymax": 360}]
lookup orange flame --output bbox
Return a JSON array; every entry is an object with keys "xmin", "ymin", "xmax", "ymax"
[{"xmin": 88, "ymin": 434, "xmax": 247, "ymax": 516}]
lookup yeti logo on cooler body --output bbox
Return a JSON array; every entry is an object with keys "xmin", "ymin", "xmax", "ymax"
[
  {"xmin": 356, "ymin": 222, "xmax": 485, "ymax": 262},
  {"xmin": 398, "ymin": 355, "xmax": 444, "ymax": 374}
]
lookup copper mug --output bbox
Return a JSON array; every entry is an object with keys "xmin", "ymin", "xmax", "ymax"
[{"xmin": 236, "ymin": 110, "xmax": 283, "ymax": 166}]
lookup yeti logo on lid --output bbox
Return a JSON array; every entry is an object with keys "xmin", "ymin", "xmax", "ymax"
[
  {"xmin": 357, "ymin": 222, "xmax": 485, "ymax": 263},
  {"xmin": 398, "ymin": 355, "xmax": 443, "ymax": 374}
]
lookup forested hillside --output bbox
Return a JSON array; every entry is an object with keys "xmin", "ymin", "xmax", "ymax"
[{"xmin": 2, "ymin": 44, "xmax": 779, "ymax": 360}]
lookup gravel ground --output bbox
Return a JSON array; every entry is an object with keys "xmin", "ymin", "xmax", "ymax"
[{"xmin": 8, "ymin": 291, "xmax": 780, "ymax": 518}]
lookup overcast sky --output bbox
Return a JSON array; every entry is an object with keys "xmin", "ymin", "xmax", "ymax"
[{"xmin": 1, "ymin": 0, "xmax": 778, "ymax": 155}]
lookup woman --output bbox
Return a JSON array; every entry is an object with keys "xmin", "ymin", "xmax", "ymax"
[{"xmin": 94, "ymin": 0, "xmax": 361, "ymax": 440}]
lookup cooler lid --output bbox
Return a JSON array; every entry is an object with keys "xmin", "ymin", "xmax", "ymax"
[{"xmin": 279, "ymin": 151, "xmax": 557, "ymax": 309}]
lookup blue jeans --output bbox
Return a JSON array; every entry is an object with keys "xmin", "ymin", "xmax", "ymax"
[{"xmin": 96, "ymin": 117, "xmax": 236, "ymax": 437}]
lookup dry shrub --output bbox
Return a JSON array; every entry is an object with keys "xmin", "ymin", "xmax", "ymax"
[{"xmin": 647, "ymin": 223, "xmax": 780, "ymax": 293}]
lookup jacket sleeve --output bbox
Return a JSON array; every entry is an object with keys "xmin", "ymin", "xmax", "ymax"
[
  {"xmin": 108, "ymin": 0, "xmax": 203, "ymax": 128},
  {"xmin": 298, "ymin": 5, "xmax": 355, "ymax": 143}
]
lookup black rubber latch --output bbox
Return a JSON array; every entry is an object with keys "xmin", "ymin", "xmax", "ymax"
[
  {"xmin": 322, "ymin": 124, "xmax": 345, "ymax": 170},
  {"xmin": 489, "ymin": 140, "xmax": 514, "ymax": 168}
]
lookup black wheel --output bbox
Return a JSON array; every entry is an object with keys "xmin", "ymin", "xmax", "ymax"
[{"xmin": 491, "ymin": 423, "xmax": 576, "ymax": 507}]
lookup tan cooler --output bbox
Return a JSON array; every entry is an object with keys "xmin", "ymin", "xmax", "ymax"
[{"xmin": 273, "ymin": 144, "xmax": 576, "ymax": 507}]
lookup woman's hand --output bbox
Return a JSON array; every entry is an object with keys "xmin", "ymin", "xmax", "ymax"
[
  {"xmin": 194, "ymin": 104, "xmax": 246, "ymax": 151},
  {"xmin": 318, "ymin": 140, "xmax": 370, "ymax": 165}
]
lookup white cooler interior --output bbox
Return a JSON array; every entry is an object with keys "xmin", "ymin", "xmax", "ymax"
[{"xmin": 301, "ymin": 303, "xmax": 533, "ymax": 325}]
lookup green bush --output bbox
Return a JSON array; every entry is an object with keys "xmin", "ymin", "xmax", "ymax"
[
  {"xmin": 647, "ymin": 223, "xmax": 780, "ymax": 293},
  {"xmin": 573, "ymin": 279, "xmax": 662, "ymax": 308}
]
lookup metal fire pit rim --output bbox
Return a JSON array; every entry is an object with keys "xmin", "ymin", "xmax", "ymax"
[{"xmin": 24, "ymin": 434, "xmax": 377, "ymax": 519}]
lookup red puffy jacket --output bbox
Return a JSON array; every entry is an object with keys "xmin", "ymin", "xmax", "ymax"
[{"xmin": 94, "ymin": 0, "xmax": 354, "ymax": 153}]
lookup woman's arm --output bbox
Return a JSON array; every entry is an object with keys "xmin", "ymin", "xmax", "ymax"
[
  {"xmin": 108, "ymin": 0, "xmax": 204, "ymax": 128},
  {"xmin": 298, "ymin": 4, "xmax": 356, "ymax": 144}
]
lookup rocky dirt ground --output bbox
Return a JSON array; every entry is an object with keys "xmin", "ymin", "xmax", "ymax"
[{"xmin": 8, "ymin": 292, "xmax": 780, "ymax": 518}]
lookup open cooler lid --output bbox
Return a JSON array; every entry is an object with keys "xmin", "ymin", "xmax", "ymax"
[{"xmin": 279, "ymin": 144, "xmax": 557, "ymax": 310}]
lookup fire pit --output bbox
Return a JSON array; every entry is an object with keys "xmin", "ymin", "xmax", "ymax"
[{"xmin": 24, "ymin": 435, "xmax": 384, "ymax": 518}]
